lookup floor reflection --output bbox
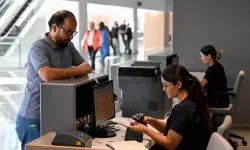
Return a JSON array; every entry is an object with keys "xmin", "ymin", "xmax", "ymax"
[{"xmin": 0, "ymin": 70, "xmax": 26, "ymax": 150}]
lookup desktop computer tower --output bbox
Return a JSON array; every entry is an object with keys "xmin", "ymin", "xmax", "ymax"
[{"xmin": 40, "ymin": 74, "xmax": 109, "ymax": 136}]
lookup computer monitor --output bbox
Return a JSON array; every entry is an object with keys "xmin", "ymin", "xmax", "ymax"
[
  {"xmin": 90, "ymin": 80, "xmax": 116, "ymax": 138},
  {"xmin": 93, "ymin": 80, "xmax": 115, "ymax": 127},
  {"xmin": 75, "ymin": 76, "xmax": 109, "ymax": 120}
]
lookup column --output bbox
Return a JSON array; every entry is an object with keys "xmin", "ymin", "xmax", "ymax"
[
  {"xmin": 133, "ymin": 6, "xmax": 138, "ymax": 53},
  {"xmin": 78, "ymin": 0, "xmax": 88, "ymax": 60}
]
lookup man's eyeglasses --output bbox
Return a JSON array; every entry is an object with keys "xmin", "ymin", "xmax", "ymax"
[{"xmin": 58, "ymin": 25, "xmax": 78, "ymax": 37}]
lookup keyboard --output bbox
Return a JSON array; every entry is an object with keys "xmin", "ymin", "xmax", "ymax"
[{"xmin": 124, "ymin": 127, "xmax": 143, "ymax": 142}]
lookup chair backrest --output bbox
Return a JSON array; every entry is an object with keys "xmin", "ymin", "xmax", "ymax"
[
  {"xmin": 232, "ymin": 70, "xmax": 244, "ymax": 110},
  {"xmin": 207, "ymin": 133, "xmax": 233, "ymax": 150},
  {"xmin": 217, "ymin": 115, "xmax": 232, "ymax": 139}
]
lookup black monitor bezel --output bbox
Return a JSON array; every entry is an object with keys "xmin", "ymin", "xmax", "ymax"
[{"xmin": 92, "ymin": 80, "xmax": 115, "ymax": 128}]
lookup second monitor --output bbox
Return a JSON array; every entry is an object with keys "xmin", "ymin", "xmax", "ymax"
[{"xmin": 77, "ymin": 80, "xmax": 116, "ymax": 138}]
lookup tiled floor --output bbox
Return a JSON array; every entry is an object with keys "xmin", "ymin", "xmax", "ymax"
[{"xmin": 0, "ymin": 49, "xmax": 249, "ymax": 150}]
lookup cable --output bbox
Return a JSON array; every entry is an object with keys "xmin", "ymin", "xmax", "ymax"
[{"xmin": 93, "ymin": 77, "xmax": 99, "ymax": 84}]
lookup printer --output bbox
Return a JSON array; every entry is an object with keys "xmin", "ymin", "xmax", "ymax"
[{"xmin": 118, "ymin": 61, "xmax": 172, "ymax": 119}]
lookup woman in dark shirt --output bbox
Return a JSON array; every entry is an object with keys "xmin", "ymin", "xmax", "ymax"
[
  {"xmin": 130, "ymin": 64, "xmax": 212, "ymax": 150},
  {"xmin": 200, "ymin": 45, "xmax": 229, "ymax": 108}
]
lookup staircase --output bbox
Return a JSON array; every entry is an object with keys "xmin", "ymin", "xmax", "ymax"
[
  {"xmin": 0, "ymin": 0, "xmax": 14, "ymax": 18},
  {"xmin": 1, "ymin": 0, "xmax": 32, "ymax": 37},
  {"xmin": 0, "ymin": 0, "xmax": 44, "ymax": 57}
]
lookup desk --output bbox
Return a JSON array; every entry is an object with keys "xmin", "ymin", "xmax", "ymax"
[
  {"xmin": 26, "ymin": 113, "xmax": 158, "ymax": 150},
  {"xmin": 92, "ymin": 117, "xmax": 155, "ymax": 149}
]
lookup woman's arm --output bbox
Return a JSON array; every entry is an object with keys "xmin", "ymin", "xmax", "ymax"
[
  {"xmin": 146, "ymin": 117, "xmax": 167, "ymax": 133},
  {"xmin": 201, "ymin": 78, "xmax": 208, "ymax": 88},
  {"xmin": 130, "ymin": 123, "xmax": 183, "ymax": 150},
  {"xmin": 146, "ymin": 129, "xmax": 183, "ymax": 150}
]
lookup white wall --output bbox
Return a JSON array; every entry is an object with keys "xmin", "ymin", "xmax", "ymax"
[{"xmin": 85, "ymin": 0, "xmax": 167, "ymax": 11}]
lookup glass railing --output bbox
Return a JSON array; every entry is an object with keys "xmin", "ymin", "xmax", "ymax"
[{"xmin": 0, "ymin": 36, "xmax": 42, "ymax": 69}]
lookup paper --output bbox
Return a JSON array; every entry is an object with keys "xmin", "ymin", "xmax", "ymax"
[{"xmin": 108, "ymin": 141, "xmax": 148, "ymax": 150}]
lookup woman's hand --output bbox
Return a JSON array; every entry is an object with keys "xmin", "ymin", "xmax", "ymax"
[
  {"xmin": 130, "ymin": 121, "xmax": 148, "ymax": 133},
  {"xmin": 143, "ymin": 116, "xmax": 153, "ymax": 124}
]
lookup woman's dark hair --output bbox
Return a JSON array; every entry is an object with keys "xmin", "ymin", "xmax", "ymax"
[
  {"xmin": 48, "ymin": 10, "xmax": 76, "ymax": 31},
  {"xmin": 162, "ymin": 64, "xmax": 212, "ymax": 130},
  {"xmin": 200, "ymin": 45, "xmax": 221, "ymax": 60}
]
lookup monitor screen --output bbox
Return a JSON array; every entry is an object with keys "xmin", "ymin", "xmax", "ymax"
[
  {"xmin": 75, "ymin": 75, "xmax": 109, "ymax": 119},
  {"xmin": 93, "ymin": 80, "xmax": 115, "ymax": 127}
]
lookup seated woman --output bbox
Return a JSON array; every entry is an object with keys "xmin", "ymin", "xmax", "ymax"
[
  {"xmin": 200, "ymin": 45, "xmax": 230, "ymax": 108},
  {"xmin": 130, "ymin": 64, "xmax": 212, "ymax": 150}
]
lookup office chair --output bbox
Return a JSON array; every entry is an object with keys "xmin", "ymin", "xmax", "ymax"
[
  {"xmin": 217, "ymin": 115, "xmax": 232, "ymax": 140},
  {"xmin": 209, "ymin": 71, "xmax": 246, "ymax": 146},
  {"xmin": 217, "ymin": 115, "xmax": 238, "ymax": 149},
  {"xmin": 207, "ymin": 133, "xmax": 234, "ymax": 150}
]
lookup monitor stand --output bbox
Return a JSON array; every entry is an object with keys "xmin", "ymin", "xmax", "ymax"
[{"xmin": 90, "ymin": 127, "xmax": 117, "ymax": 138}]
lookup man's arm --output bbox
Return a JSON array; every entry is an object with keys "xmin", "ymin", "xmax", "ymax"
[
  {"xmin": 29, "ymin": 42, "xmax": 91, "ymax": 82},
  {"xmin": 38, "ymin": 61, "xmax": 91, "ymax": 81}
]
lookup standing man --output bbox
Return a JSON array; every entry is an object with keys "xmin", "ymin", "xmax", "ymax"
[
  {"xmin": 15, "ymin": 10, "xmax": 92, "ymax": 150},
  {"xmin": 111, "ymin": 21, "xmax": 120, "ymax": 56},
  {"xmin": 119, "ymin": 20, "xmax": 127, "ymax": 52},
  {"xmin": 125, "ymin": 23, "xmax": 133, "ymax": 55},
  {"xmin": 82, "ymin": 22, "xmax": 100, "ymax": 70}
]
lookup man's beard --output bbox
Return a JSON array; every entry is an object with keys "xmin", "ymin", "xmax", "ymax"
[{"xmin": 55, "ymin": 36, "xmax": 71, "ymax": 48}]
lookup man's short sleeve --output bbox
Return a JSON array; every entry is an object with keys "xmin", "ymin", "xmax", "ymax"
[
  {"xmin": 70, "ymin": 42, "xmax": 85, "ymax": 66},
  {"xmin": 29, "ymin": 44, "xmax": 50, "ymax": 72},
  {"xmin": 169, "ymin": 108, "xmax": 188, "ymax": 136}
]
